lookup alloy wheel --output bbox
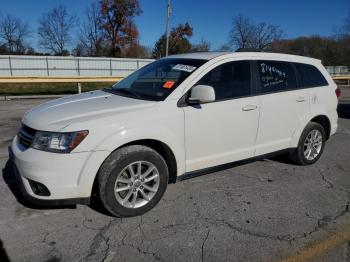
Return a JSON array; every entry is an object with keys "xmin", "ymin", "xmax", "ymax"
[
  {"xmin": 114, "ymin": 161, "xmax": 160, "ymax": 208},
  {"xmin": 303, "ymin": 129, "xmax": 323, "ymax": 161}
]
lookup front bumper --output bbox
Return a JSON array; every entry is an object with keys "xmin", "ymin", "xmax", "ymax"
[
  {"xmin": 8, "ymin": 149, "xmax": 89, "ymax": 206},
  {"xmin": 9, "ymin": 136, "xmax": 93, "ymax": 205}
]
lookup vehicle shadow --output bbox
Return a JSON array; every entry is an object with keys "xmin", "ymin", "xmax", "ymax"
[
  {"xmin": 0, "ymin": 239, "xmax": 10, "ymax": 262},
  {"xmin": 2, "ymin": 155, "xmax": 299, "ymax": 216},
  {"xmin": 88, "ymin": 193, "xmax": 114, "ymax": 217},
  {"xmin": 2, "ymin": 159, "xmax": 111, "ymax": 216},
  {"xmin": 266, "ymin": 153, "xmax": 294, "ymax": 165},
  {"xmin": 337, "ymin": 103, "xmax": 350, "ymax": 119}
]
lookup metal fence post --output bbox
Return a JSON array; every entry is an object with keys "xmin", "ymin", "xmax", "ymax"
[
  {"xmin": 8, "ymin": 56, "xmax": 13, "ymax": 76},
  {"xmin": 46, "ymin": 57, "xmax": 49, "ymax": 76},
  {"xmin": 77, "ymin": 83, "xmax": 82, "ymax": 94},
  {"xmin": 109, "ymin": 58, "xmax": 112, "ymax": 76},
  {"xmin": 137, "ymin": 60, "xmax": 140, "ymax": 69},
  {"xmin": 77, "ymin": 57, "xmax": 80, "ymax": 76}
]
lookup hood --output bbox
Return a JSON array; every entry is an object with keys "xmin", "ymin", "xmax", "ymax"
[{"xmin": 22, "ymin": 90, "xmax": 156, "ymax": 131}]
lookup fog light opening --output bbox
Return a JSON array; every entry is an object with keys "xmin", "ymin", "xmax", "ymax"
[{"xmin": 28, "ymin": 179, "xmax": 51, "ymax": 196}]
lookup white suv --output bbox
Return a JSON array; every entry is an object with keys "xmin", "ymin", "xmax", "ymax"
[{"xmin": 9, "ymin": 52, "xmax": 339, "ymax": 217}]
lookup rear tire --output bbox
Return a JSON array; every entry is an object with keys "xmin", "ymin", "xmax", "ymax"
[
  {"xmin": 289, "ymin": 122, "xmax": 326, "ymax": 165},
  {"xmin": 97, "ymin": 145, "xmax": 169, "ymax": 217}
]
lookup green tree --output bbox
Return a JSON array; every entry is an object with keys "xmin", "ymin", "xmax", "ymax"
[{"xmin": 152, "ymin": 22, "xmax": 193, "ymax": 58}]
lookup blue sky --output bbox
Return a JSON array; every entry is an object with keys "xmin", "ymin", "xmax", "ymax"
[{"xmin": 0, "ymin": 0, "xmax": 349, "ymax": 51}]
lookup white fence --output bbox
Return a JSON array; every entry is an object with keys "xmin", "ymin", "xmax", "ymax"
[
  {"xmin": 0, "ymin": 55, "xmax": 348, "ymax": 78},
  {"xmin": 0, "ymin": 55, "xmax": 154, "ymax": 77},
  {"xmin": 325, "ymin": 66, "xmax": 349, "ymax": 76}
]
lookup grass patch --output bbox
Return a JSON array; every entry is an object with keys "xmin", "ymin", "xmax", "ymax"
[{"xmin": 0, "ymin": 82, "xmax": 115, "ymax": 95}]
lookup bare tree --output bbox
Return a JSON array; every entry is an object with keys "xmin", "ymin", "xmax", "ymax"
[
  {"xmin": 229, "ymin": 15, "xmax": 283, "ymax": 51},
  {"xmin": 77, "ymin": 2, "xmax": 105, "ymax": 56},
  {"xmin": 0, "ymin": 13, "xmax": 30, "ymax": 54},
  {"xmin": 252, "ymin": 23, "xmax": 283, "ymax": 50},
  {"xmin": 218, "ymin": 44, "xmax": 232, "ymax": 51},
  {"xmin": 229, "ymin": 15, "xmax": 254, "ymax": 49},
  {"xmin": 38, "ymin": 5, "xmax": 76, "ymax": 55},
  {"xmin": 341, "ymin": 12, "xmax": 350, "ymax": 36},
  {"xmin": 192, "ymin": 39, "xmax": 211, "ymax": 52}
]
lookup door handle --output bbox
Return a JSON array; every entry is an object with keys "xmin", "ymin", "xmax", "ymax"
[
  {"xmin": 296, "ymin": 97, "xmax": 307, "ymax": 102},
  {"xmin": 242, "ymin": 105, "xmax": 258, "ymax": 111}
]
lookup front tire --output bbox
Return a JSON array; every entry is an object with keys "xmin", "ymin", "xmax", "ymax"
[
  {"xmin": 289, "ymin": 122, "xmax": 326, "ymax": 165},
  {"xmin": 97, "ymin": 145, "xmax": 169, "ymax": 217}
]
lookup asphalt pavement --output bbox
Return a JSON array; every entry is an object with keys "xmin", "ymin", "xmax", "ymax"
[{"xmin": 0, "ymin": 98, "xmax": 350, "ymax": 262}]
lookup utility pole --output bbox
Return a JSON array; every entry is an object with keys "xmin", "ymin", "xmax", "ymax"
[{"xmin": 165, "ymin": 0, "xmax": 172, "ymax": 57}]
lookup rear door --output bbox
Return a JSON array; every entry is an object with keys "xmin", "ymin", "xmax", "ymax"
[
  {"xmin": 294, "ymin": 62, "xmax": 335, "ymax": 116},
  {"xmin": 254, "ymin": 60, "xmax": 310, "ymax": 156}
]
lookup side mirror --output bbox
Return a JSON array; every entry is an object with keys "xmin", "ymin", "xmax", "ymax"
[{"xmin": 188, "ymin": 85, "xmax": 215, "ymax": 104}]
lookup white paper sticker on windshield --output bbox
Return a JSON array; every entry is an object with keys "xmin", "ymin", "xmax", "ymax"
[{"xmin": 172, "ymin": 64, "xmax": 197, "ymax": 73}]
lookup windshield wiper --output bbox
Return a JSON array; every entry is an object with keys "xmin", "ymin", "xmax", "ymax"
[{"xmin": 109, "ymin": 88, "xmax": 142, "ymax": 99}]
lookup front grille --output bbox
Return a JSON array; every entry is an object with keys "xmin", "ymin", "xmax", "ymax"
[{"xmin": 18, "ymin": 124, "xmax": 37, "ymax": 149}]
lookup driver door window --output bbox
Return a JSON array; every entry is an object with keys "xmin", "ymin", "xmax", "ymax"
[{"xmin": 196, "ymin": 60, "xmax": 252, "ymax": 101}]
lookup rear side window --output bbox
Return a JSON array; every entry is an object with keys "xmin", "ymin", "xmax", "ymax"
[
  {"xmin": 294, "ymin": 63, "xmax": 328, "ymax": 88},
  {"xmin": 196, "ymin": 60, "xmax": 251, "ymax": 101},
  {"xmin": 257, "ymin": 60, "xmax": 297, "ymax": 93}
]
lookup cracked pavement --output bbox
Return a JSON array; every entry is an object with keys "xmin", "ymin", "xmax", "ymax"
[{"xmin": 0, "ymin": 98, "xmax": 350, "ymax": 262}]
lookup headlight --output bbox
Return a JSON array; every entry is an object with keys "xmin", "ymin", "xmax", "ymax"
[{"xmin": 31, "ymin": 130, "xmax": 89, "ymax": 153}]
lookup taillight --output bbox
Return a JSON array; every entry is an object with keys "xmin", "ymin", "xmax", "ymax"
[{"xmin": 335, "ymin": 87, "xmax": 341, "ymax": 99}]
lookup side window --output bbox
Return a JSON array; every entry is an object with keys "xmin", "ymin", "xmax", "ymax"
[
  {"xmin": 257, "ymin": 60, "xmax": 297, "ymax": 93},
  {"xmin": 294, "ymin": 63, "xmax": 328, "ymax": 88},
  {"xmin": 196, "ymin": 61, "xmax": 251, "ymax": 101}
]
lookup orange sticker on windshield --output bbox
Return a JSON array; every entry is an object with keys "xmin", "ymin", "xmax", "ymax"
[{"xmin": 163, "ymin": 81, "xmax": 175, "ymax": 89}]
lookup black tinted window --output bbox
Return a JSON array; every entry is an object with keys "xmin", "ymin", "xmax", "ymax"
[
  {"xmin": 196, "ymin": 61, "xmax": 251, "ymax": 100},
  {"xmin": 294, "ymin": 63, "xmax": 328, "ymax": 88},
  {"xmin": 258, "ymin": 61, "xmax": 297, "ymax": 93},
  {"xmin": 111, "ymin": 58, "xmax": 206, "ymax": 101}
]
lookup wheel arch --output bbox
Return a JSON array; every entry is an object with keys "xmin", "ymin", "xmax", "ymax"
[
  {"xmin": 290, "ymin": 113, "xmax": 332, "ymax": 148},
  {"xmin": 310, "ymin": 115, "xmax": 331, "ymax": 140},
  {"xmin": 119, "ymin": 139, "xmax": 178, "ymax": 184},
  {"xmin": 92, "ymin": 138, "xmax": 178, "ymax": 192}
]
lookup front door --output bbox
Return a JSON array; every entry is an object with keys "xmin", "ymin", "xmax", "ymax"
[{"xmin": 183, "ymin": 60, "xmax": 260, "ymax": 172}]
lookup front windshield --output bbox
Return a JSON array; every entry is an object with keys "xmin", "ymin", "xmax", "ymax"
[{"xmin": 110, "ymin": 58, "xmax": 206, "ymax": 101}]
